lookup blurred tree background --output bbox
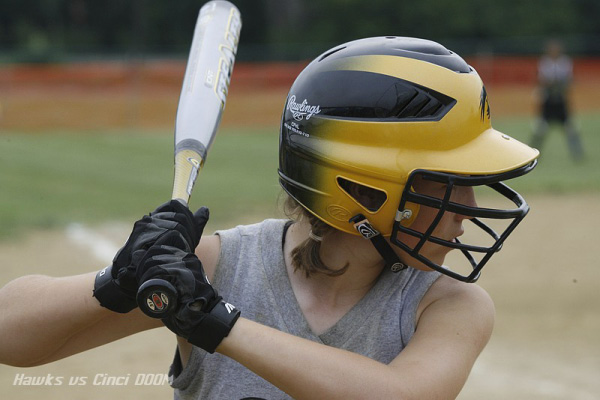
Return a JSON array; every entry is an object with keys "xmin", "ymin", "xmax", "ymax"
[{"xmin": 1, "ymin": 0, "xmax": 599, "ymax": 63}]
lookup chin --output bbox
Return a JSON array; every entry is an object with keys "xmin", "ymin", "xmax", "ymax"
[
  {"xmin": 394, "ymin": 242, "xmax": 450, "ymax": 271},
  {"xmin": 422, "ymin": 244, "xmax": 452, "ymax": 264}
]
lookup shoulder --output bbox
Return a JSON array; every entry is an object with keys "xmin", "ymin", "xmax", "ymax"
[
  {"xmin": 418, "ymin": 275, "xmax": 495, "ymax": 318},
  {"xmin": 212, "ymin": 219, "xmax": 289, "ymax": 242},
  {"xmin": 417, "ymin": 275, "xmax": 495, "ymax": 340},
  {"xmin": 389, "ymin": 277, "xmax": 495, "ymax": 397},
  {"xmin": 421, "ymin": 274, "xmax": 493, "ymax": 304},
  {"xmin": 195, "ymin": 219, "xmax": 290, "ymax": 281}
]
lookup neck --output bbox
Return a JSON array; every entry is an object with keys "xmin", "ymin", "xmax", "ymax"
[{"xmin": 284, "ymin": 221, "xmax": 384, "ymax": 307}]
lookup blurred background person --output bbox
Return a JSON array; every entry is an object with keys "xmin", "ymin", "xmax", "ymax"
[{"xmin": 530, "ymin": 38, "xmax": 584, "ymax": 161}]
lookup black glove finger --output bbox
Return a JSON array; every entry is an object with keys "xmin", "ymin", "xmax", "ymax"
[
  {"xmin": 164, "ymin": 266, "xmax": 199, "ymax": 296},
  {"xmin": 152, "ymin": 200, "xmax": 199, "ymax": 234},
  {"xmin": 136, "ymin": 243, "xmax": 194, "ymax": 281},
  {"xmin": 150, "ymin": 211, "xmax": 200, "ymax": 250},
  {"xmin": 150, "ymin": 212, "xmax": 192, "ymax": 231},
  {"xmin": 150, "ymin": 202, "xmax": 209, "ymax": 252},
  {"xmin": 115, "ymin": 271, "xmax": 137, "ymax": 297},
  {"xmin": 141, "ymin": 241, "xmax": 185, "ymax": 261},
  {"xmin": 111, "ymin": 215, "xmax": 156, "ymax": 271},
  {"xmin": 144, "ymin": 217, "xmax": 180, "ymax": 231},
  {"xmin": 182, "ymin": 252, "xmax": 210, "ymax": 284},
  {"xmin": 152, "ymin": 229, "xmax": 189, "ymax": 252},
  {"xmin": 192, "ymin": 207, "xmax": 210, "ymax": 239},
  {"xmin": 150, "ymin": 199, "xmax": 191, "ymax": 216},
  {"xmin": 136, "ymin": 243, "xmax": 185, "ymax": 283},
  {"xmin": 130, "ymin": 248, "xmax": 147, "ymax": 268},
  {"xmin": 125, "ymin": 218, "xmax": 192, "ymax": 252},
  {"xmin": 112, "ymin": 218, "xmax": 180, "ymax": 269},
  {"xmin": 153, "ymin": 230, "xmax": 191, "ymax": 250},
  {"xmin": 148, "ymin": 248, "xmax": 209, "ymax": 290}
]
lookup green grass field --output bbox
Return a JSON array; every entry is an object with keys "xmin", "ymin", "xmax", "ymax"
[{"xmin": 1, "ymin": 113, "xmax": 599, "ymax": 239}]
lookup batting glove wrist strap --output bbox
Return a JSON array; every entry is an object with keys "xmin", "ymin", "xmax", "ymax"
[
  {"xmin": 93, "ymin": 266, "xmax": 137, "ymax": 313},
  {"xmin": 187, "ymin": 299, "xmax": 241, "ymax": 353}
]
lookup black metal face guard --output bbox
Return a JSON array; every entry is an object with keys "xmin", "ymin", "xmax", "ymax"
[{"xmin": 390, "ymin": 161, "xmax": 537, "ymax": 282}]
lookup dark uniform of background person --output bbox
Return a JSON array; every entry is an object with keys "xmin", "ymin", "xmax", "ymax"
[{"xmin": 530, "ymin": 39, "xmax": 584, "ymax": 161}]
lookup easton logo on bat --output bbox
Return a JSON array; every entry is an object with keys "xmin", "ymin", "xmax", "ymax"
[
  {"xmin": 215, "ymin": 8, "xmax": 242, "ymax": 106},
  {"xmin": 186, "ymin": 157, "xmax": 201, "ymax": 196}
]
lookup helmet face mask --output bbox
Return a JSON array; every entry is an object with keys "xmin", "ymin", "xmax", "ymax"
[
  {"xmin": 279, "ymin": 36, "xmax": 539, "ymax": 281},
  {"xmin": 391, "ymin": 161, "xmax": 536, "ymax": 282}
]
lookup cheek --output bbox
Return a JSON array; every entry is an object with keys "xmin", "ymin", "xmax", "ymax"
[
  {"xmin": 407, "ymin": 205, "xmax": 439, "ymax": 233},
  {"xmin": 395, "ymin": 206, "xmax": 436, "ymax": 246},
  {"xmin": 396, "ymin": 205, "xmax": 456, "ymax": 246}
]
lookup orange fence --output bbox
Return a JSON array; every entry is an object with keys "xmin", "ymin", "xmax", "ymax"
[
  {"xmin": 1, "ymin": 57, "xmax": 599, "ymax": 131},
  {"xmin": 0, "ymin": 61, "xmax": 305, "ymax": 92}
]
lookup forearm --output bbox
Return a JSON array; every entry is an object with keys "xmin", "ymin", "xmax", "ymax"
[
  {"xmin": 0, "ymin": 272, "xmax": 160, "ymax": 367},
  {"xmin": 217, "ymin": 318, "xmax": 407, "ymax": 400}
]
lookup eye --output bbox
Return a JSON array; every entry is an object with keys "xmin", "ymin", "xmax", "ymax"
[
  {"xmin": 435, "ymin": 183, "xmax": 449, "ymax": 193},
  {"xmin": 417, "ymin": 182, "xmax": 447, "ymax": 199}
]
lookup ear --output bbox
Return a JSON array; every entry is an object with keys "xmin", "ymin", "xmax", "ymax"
[
  {"xmin": 344, "ymin": 180, "xmax": 387, "ymax": 212},
  {"xmin": 348, "ymin": 183, "xmax": 368, "ymax": 205}
]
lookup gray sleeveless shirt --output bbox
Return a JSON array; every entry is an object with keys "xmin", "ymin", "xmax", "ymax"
[{"xmin": 170, "ymin": 219, "xmax": 441, "ymax": 399}]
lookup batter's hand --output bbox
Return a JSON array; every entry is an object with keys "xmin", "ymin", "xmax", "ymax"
[
  {"xmin": 93, "ymin": 201, "xmax": 209, "ymax": 313},
  {"xmin": 138, "ymin": 231, "xmax": 240, "ymax": 353}
]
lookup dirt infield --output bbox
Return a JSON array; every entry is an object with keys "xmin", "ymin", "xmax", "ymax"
[{"xmin": 0, "ymin": 194, "xmax": 598, "ymax": 399}]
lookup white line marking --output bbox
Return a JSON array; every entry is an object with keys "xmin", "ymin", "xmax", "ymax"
[{"xmin": 65, "ymin": 223, "xmax": 121, "ymax": 264}]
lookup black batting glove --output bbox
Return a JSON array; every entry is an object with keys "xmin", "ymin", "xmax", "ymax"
[
  {"xmin": 93, "ymin": 201, "xmax": 209, "ymax": 313},
  {"xmin": 138, "ymin": 232, "xmax": 240, "ymax": 353}
]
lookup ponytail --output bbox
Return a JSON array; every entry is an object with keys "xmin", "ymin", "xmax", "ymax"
[{"xmin": 284, "ymin": 196, "xmax": 348, "ymax": 278}]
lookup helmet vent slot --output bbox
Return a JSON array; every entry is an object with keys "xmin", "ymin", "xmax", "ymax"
[
  {"xmin": 311, "ymin": 71, "xmax": 456, "ymax": 121},
  {"xmin": 387, "ymin": 82, "xmax": 454, "ymax": 119},
  {"xmin": 337, "ymin": 177, "xmax": 387, "ymax": 212}
]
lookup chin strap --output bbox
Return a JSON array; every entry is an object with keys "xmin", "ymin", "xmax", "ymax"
[{"xmin": 350, "ymin": 214, "xmax": 407, "ymax": 273}]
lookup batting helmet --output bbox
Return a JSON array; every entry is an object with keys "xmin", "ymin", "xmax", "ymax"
[{"xmin": 278, "ymin": 37, "xmax": 538, "ymax": 281}]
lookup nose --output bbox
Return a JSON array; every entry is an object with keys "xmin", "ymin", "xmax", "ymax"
[
  {"xmin": 460, "ymin": 186, "xmax": 478, "ymax": 208},
  {"xmin": 453, "ymin": 186, "xmax": 478, "ymax": 220}
]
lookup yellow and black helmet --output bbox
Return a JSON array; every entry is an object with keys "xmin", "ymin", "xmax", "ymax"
[{"xmin": 278, "ymin": 37, "xmax": 538, "ymax": 282}]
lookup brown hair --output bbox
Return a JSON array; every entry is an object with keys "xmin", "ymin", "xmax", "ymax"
[{"xmin": 283, "ymin": 196, "xmax": 349, "ymax": 278}]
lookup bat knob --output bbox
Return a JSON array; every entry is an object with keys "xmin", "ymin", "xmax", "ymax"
[{"xmin": 137, "ymin": 279, "xmax": 178, "ymax": 318}]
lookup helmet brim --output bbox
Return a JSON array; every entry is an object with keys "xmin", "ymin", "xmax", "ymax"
[{"xmin": 403, "ymin": 128, "xmax": 539, "ymax": 177}]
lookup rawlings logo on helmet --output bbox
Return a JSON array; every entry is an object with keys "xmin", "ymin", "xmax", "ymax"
[{"xmin": 287, "ymin": 95, "xmax": 321, "ymax": 121}]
